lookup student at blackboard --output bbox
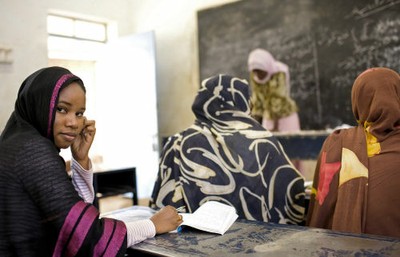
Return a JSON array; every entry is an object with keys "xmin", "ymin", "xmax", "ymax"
[
  {"xmin": 150, "ymin": 74, "xmax": 305, "ymax": 225},
  {"xmin": 0, "ymin": 66, "xmax": 183, "ymax": 256},
  {"xmin": 307, "ymin": 67, "xmax": 400, "ymax": 238},
  {"xmin": 248, "ymin": 48, "xmax": 304, "ymax": 174},
  {"xmin": 247, "ymin": 48, "xmax": 300, "ymax": 132}
]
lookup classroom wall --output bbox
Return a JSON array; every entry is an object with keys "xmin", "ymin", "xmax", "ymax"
[
  {"xmin": 127, "ymin": 0, "xmax": 239, "ymax": 140},
  {"xmin": 0, "ymin": 0, "xmax": 134, "ymax": 129},
  {"xmin": 0, "ymin": 0, "xmax": 238, "ymax": 143}
]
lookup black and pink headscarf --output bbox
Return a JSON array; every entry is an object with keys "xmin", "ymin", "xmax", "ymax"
[
  {"xmin": 10, "ymin": 66, "xmax": 84, "ymax": 141},
  {"xmin": 0, "ymin": 67, "xmax": 127, "ymax": 256}
]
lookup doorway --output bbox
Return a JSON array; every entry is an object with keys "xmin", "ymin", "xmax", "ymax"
[{"xmin": 49, "ymin": 31, "xmax": 160, "ymax": 202}]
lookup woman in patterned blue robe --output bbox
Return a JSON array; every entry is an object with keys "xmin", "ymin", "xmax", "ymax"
[{"xmin": 150, "ymin": 74, "xmax": 305, "ymax": 225}]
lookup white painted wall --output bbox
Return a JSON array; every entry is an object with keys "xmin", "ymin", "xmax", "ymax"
[
  {"xmin": 0, "ymin": 0, "xmax": 239, "ymax": 199},
  {"xmin": 128, "ymin": 0, "xmax": 239, "ymax": 140},
  {"xmin": 0, "ymin": 0, "xmax": 238, "ymax": 139},
  {"xmin": 0, "ymin": 0, "xmax": 135, "ymax": 129}
]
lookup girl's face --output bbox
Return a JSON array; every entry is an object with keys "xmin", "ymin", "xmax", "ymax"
[
  {"xmin": 53, "ymin": 82, "xmax": 86, "ymax": 149},
  {"xmin": 253, "ymin": 69, "xmax": 268, "ymax": 81}
]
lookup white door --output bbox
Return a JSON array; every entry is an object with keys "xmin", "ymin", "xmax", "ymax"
[{"xmin": 95, "ymin": 31, "xmax": 159, "ymax": 200}]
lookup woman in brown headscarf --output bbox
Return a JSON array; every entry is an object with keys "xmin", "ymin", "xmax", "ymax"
[{"xmin": 307, "ymin": 67, "xmax": 400, "ymax": 238}]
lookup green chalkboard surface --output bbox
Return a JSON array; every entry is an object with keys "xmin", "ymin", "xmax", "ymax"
[{"xmin": 198, "ymin": 0, "xmax": 400, "ymax": 130}]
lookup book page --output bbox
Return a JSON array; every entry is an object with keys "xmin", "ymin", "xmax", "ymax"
[
  {"xmin": 100, "ymin": 206, "xmax": 155, "ymax": 223},
  {"xmin": 180, "ymin": 201, "xmax": 238, "ymax": 235}
]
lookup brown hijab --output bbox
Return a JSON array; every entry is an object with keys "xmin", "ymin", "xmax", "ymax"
[{"xmin": 307, "ymin": 67, "xmax": 400, "ymax": 238}]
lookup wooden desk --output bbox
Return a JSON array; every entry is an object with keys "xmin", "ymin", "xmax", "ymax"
[
  {"xmin": 273, "ymin": 130, "xmax": 329, "ymax": 160},
  {"xmin": 127, "ymin": 215, "xmax": 400, "ymax": 256},
  {"xmin": 93, "ymin": 167, "xmax": 138, "ymax": 208}
]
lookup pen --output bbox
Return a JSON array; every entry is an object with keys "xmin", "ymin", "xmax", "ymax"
[
  {"xmin": 176, "ymin": 206, "xmax": 185, "ymax": 213},
  {"xmin": 176, "ymin": 206, "xmax": 185, "ymax": 233}
]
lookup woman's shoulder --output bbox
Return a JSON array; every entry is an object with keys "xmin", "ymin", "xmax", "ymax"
[
  {"xmin": 19, "ymin": 128, "xmax": 54, "ymax": 148},
  {"xmin": 0, "ymin": 129, "xmax": 62, "ymax": 181},
  {"xmin": 328, "ymin": 126, "xmax": 357, "ymax": 138},
  {"xmin": 6, "ymin": 129, "xmax": 58, "ymax": 162},
  {"xmin": 322, "ymin": 126, "xmax": 358, "ymax": 149}
]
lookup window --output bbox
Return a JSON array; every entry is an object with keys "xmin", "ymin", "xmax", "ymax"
[
  {"xmin": 47, "ymin": 14, "xmax": 106, "ymax": 161},
  {"xmin": 47, "ymin": 14, "xmax": 109, "ymax": 61},
  {"xmin": 47, "ymin": 14, "xmax": 107, "ymax": 42}
]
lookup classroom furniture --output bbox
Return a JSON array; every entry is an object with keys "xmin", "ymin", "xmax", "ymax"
[
  {"xmin": 127, "ymin": 217, "xmax": 400, "ymax": 256},
  {"xmin": 93, "ymin": 167, "xmax": 138, "ymax": 209},
  {"xmin": 102, "ymin": 206, "xmax": 400, "ymax": 256},
  {"xmin": 273, "ymin": 130, "xmax": 329, "ymax": 159}
]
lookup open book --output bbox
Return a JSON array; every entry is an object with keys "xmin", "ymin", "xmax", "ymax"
[
  {"xmin": 179, "ymin": 201, "xmax": 238, "ymax": 235},
  {"xmin": 100, "ymin": 205, "xmax": 155, "ymax": 222}
]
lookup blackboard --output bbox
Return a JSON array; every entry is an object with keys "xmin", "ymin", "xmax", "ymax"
[{"xmin": 198, "ymin": 0, "xmax": 400, "ymax": 130}]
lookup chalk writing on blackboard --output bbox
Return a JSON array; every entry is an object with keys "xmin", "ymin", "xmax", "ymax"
[
  {"xmin": 346, "ymin": 0, "xmax": 400, "ymax": 19},
  {"xmin": 198, "ymin": 0, "xmax": 400, "ymax": 130}
]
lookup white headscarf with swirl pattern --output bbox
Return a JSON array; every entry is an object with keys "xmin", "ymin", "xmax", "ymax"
[{"xmin": 150, "ymin": 74, "xmax": 305, "ymax": 224}]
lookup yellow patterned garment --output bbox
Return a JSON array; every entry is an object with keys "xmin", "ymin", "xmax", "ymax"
[{"xmin": 250, "ymin": 71, "xmax": 298, "ymax": 120}]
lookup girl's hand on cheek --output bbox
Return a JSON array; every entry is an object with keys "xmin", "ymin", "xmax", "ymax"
[{"xmin": 71, "ymin": 117, "xmax": 96, "ymax": 169}]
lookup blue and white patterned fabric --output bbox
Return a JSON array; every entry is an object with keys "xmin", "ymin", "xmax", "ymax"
[{"xmin": 150, "ymin": 74, "xmax": 305, "ymax": 224}]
